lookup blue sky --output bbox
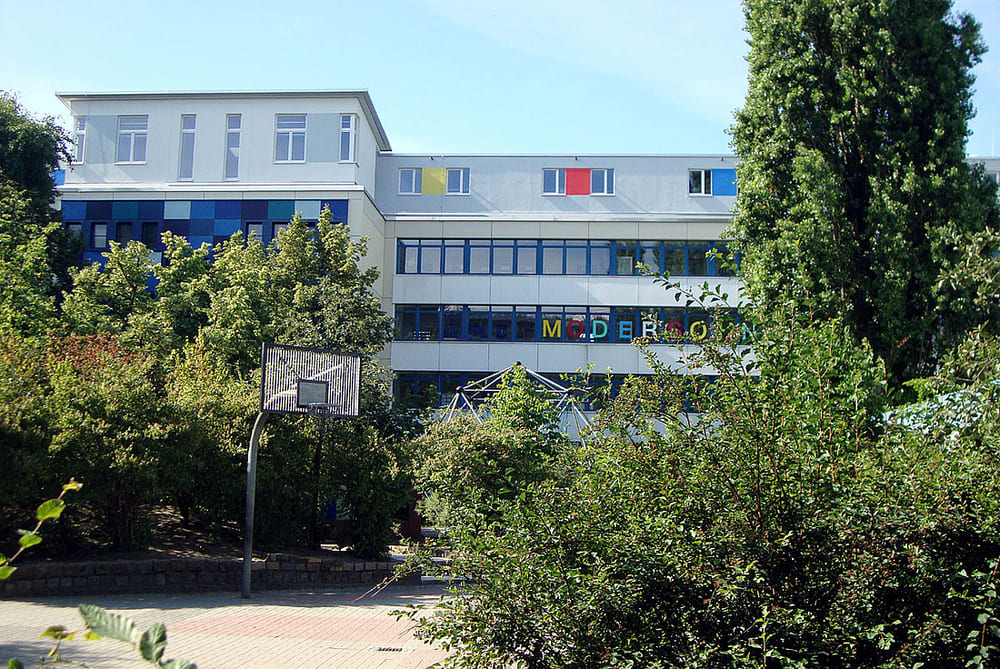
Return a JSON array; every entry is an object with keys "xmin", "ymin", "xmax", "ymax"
[{"xmin": 2, "ymin": 0, "xmax": 998, "ymax": 155}]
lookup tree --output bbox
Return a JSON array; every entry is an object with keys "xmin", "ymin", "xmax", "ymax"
[
  {"xmin": 729, "ymin": 0, "xmax": 1000, "ymax": 386},
  {"xmin": 0, "ymin": 91, "xmax": 80, "ymax": 300},
  {"xmin": 412, "ymin": 296, "xmax": 1000, "ymax": 667}
]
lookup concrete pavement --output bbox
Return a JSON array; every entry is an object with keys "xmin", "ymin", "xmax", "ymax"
[{"xmin": 0, "ymin": 584, "xmax": 450, "ymax": 668}]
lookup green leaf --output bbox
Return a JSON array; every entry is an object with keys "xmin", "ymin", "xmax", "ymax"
[
  {"xmin": 83, "ymin": 631, "xmax": 101, "ymax": 641},
  {"xmin": 79, "ymin": 604, "xmax": 137, "ymax": 643},
  {"xmin": 36, "ymin": 498, "xmax": 66, "ymax": 521},
  {"xmin": 18, "ymin": 532, "xmax": 42, "ymax": 549},
  {"xmin": 8, "ymin": 659, "xmax": 25, "ymax": 669},
  {"xmin": 160, "ymin": 659, "xmax": 195, "ymax": 669},
  {"xmin": 0, "ymin": 565, "xmax": 16, "ymax": 580},
  {"xmin": 39, "ymin": 625, "xmax": 69, "ymax": 640},
  {"xmin": 139, "ymin": 623, "xmax": 167, "ymax": 663},
  {"xmin": 62, "ymin": 480, "xmax": 83, "ymax": 493}
]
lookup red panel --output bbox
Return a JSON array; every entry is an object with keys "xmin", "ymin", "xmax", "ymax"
[{"xmin": 566, "ymin": 168, "xmax": 591, "ymax": 195}]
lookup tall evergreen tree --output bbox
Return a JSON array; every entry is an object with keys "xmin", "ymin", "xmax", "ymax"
[{"xmin": 730, "ymin": 0, "xmax": 1000, "ymax": 386}]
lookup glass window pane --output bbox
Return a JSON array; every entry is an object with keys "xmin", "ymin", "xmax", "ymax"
[
  {"xmin": 543, "ymin": 169, "xmax": 556, "ymax": 193},
  {"xmin": 640, "ymin": 244, "xmax": 661, "ymax": 273},
  {"xmin": 117, "ymin": 134, "xmax": 131, "ymax": 162},
  {"xmin": 493, "ymin": 246, "xmax": 514, "ymax": 274},
  {"xmin": 542, "ymin": 243, "xmax": 563, "ymax": 274},
  {"xmin": 590, "ymin": 308, "xmax": 611, "ymax": 342},
  {"xmin": 444, "ymin": 242, "xmax": 464, "ymax": 273},
  {"xmin": 420, "ymin": 243, "xmax": 441, "ymax": 273},
  {"xmin": 664, "ymin": 244, "xmax": 686, "ymax": 275},
  {"xmin": 442, "ymin": 306, "xmax": 463, "ymax": 340},
  {"xmin": 227, "ymin": 115, "xmax": 242, "ymax": 130},
  {"xmin": 447, "ymin": 169, "xmax": 461, "ymax": 193},
  {"xmin": 467, "ymin": 306, "xmax": 489, "ymax": 340},
  {"xmin": 117, "ymin": 222, "xmax": 132, "ymax": 243},
  {"xmin": 515, "ymin": 309, "xmax": 536, "ymax": 341},
  {"xmin": 689, "ymin": 170, "xmax": 702, "ymax": 194},
  {"xmin": 401, "ymin": 245, "xmax": 418, "ymax": 273},
  {"xmin": 540, "ymin": 310, "xmax": 563, "ymax": 340},
  {"xmin": 590, "ymin": 241, "xmax": 611, "ymax": 275},
  {"xmin": 565, "ymin": 311, "xmax": 587, "ymax": 340},
  {"xmin": 516, "ymin": 243, "xmax": 537, "ymax": 274},
  {"xmin": 179, "ymin": 133, "xmax": 195, "ymax": 179},
  {"xmin": 491, "ymin": 309, "xmax": 512, "ymax": 340},
  {"xmin": 615, "ymin": 241, "xmax": 637, "ymax": 275},
  {"xmin": 565, "ymin": 246, "xmax": 587, "ymax": 274},
  {"xmin": 418, "ymin": 307, "xmax": 440, "ymax": 340},
  {"xmin": 469, "ymin": 245, "xmax": 489, "ymax": 273},
  {"xmin": 181, "ymin": 115, "xmax": 196, "ymax": 130},
  {"xmin": 132, "ymin": 134, "xmax": 146, "ymax": 162},
  {"xmin": 93, "ymin": 223, "xmax": 107, "ymax": 248},
  {"xmin": 340, "ymin": 132, "xmax": 351, "ymax": 161},
  {"xmin": 246, "ymin": 222, "xmax": 262, "ymax": 239},
  {"xmin": 688, "ymin": 245, "xmax": 709, "ymax": 275},
  {"xmin": 291, "ymin": 133, "xmax": 305, "ymax": 161},
  {"xmin": 606, "ymin": 169, "xmax": 614, "ymax": 194},
  {"xmin": 142, "ymin": 222, "xmax": 159, "ymax": 248},
  {"xmin": 275, "ymin": 133, "xmax": 289, "ymax": 161},
  {"xmin": 397, "ymin": 309, "xmax": 417, "ymax": 339}
]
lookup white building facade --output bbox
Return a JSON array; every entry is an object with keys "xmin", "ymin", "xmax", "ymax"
[{"xmin": 71, "ymin": 89, "xmax": 993, "ymax": 405}]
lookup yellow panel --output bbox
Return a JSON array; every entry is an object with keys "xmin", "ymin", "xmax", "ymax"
[{"xmin": 422, "ymin": 168, "xmax": 446, "ymax": 195}]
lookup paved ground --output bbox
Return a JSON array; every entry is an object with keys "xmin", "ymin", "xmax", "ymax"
[{"xmin": 0, "ymin": 584, "xmax": 450, "ymax": 668}]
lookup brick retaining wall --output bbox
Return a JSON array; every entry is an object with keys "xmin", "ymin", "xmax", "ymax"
[{"xmin": 0, "ymin": 553, "xmax": 418, "ymax": 598}]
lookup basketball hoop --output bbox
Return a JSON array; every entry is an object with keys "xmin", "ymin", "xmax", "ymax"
[{"xmin": 307, "ymin": 402, "xmax": 341, "ymax": 434}]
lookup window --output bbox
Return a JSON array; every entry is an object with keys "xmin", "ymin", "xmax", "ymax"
[
  {"xmin": 178, "ymin": 115, "xmax": 195, "ymax": 180},
  {"xmin": 72, "ymin": 117, "xmax": 86, "ymax": 163},
  {"xmin": 141, "ymin": 222, "xmax": 159, "ymax": 249},
  {"xmin": 399, "ymin": 168, "xmax": 422, "ymax": 194},
  {"xmin": 92, "ymin": 223, "xmax": 108, "ymax": 249},
  {"xmin": 274, "ymin": 114, "xmax": 306, "ymax": 162},
  {"xmin": 272, "ymin": 223, "xmax": 289, "ymax": 240},
  {"xmin": 688, "ymin": 168, "xmax": 712, "ymax": 195},
  {"xmin": 245, "ymin": 222, "xmax": 262, "ymax": 240},
  {"xmin": 225, "ymin": 114, "xmax": 241, "ymax": 180},
  {"xmin": 543, "ymin": 168, "xmax": 566, "ymax": 195},
  {"xmin": 339, "ymin": 114, "xmax": 355, "ymax": 162},
  {"xmin": 116, "ymin": 115, "xmax": 148, "ymax": 163},
  {"xmin": 591, "ymin": 168, "xmax": 614, "ymax": 195},
  {"xmin": 117, "ymin": 222, "xmax": 133, "ymax": 244},
  {"xmin": 446, "ymin": 168, "xmax": 470, "ymax": 195}
]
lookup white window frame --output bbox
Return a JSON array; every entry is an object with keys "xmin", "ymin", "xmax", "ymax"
[
  {"xmin": 399, "ymin": 168, "xmax": 422, "ymax": 195},
  {"xmin": 116, "ymin": 115, "xmax": 148, "ymax": 164},
  {"xmin": 446, "ymin": 168, "xmax": 471, "ymax": 195},
  {"xmin": 542, "ymin": 168, "xmax": 566, "ymax": 195},
  {"xmin": 224, "ymin": 114, "xmax": 241, "ymax": 180},
  {"xmin": 688, "ymin": 168, "xmax": 712, "ymax": 196},
  {"xmin": 591, "ymin": 168, "xmax": 614, "ymax": 195},
  {"xmin": 72, "ymin": 117, "xmax": 86, "ymax": 164},
  {"xmin": 339, "ymin": 114, "xmax": 356, "ymax": 163},
  {"xmin": 178, "ymin": 114, "xmax": 196, "ymax": 181},
  {"xmin": 274, "ymin": 114, "xmax": 307, "ymax": 163},
  {"xmin": 92, "ymin": 222, "xmax": 108, "ymax": 249}
]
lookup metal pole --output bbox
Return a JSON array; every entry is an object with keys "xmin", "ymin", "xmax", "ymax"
[{"xmin": 242, "ymin": 411, "xmax": 268, "ymax": 599}]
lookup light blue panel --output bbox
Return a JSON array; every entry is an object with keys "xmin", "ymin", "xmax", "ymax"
[
  {"xmin": 295, "ymin": 200, "xmax": 322, "ymax": 219},
  {"xmin": 306, "ymin": 114, "xmax": 338, "ymax": 162},
  {"xmin": 712, "ymin": 169, "xmax": 738, "ymax": 196},
  {"xmin": 190, "ymin": 201, "xmax": 215, "ymax": 218},
  {"xmin": 62, "ymin": 201, "xmax": 86, "ymax": 220},
  {"xmin": 188, "ymin": 235, "xmax": 213, "ymax": 249},
  {"xmin": 214, "ymin": 219, "xmax": 241, "ymax": 235},
  {"xmin": 112, "ymin": 201, "xmax": 139, "ymax": 219},
  {"xmin": 164, "ymin": 201, "xmax": 191, "ymax": 219}
]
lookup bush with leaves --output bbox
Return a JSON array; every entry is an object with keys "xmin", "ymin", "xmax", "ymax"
[
  {"xmin": 409, "ymin": 290, "xmax": 1000, "ymax": 667},
  {"xmin": 412, "ymin": 364, "xmax": 569, "ymax": 528}
]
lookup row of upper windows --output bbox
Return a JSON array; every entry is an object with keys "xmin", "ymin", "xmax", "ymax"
[
  {"xmin": 70, "ymin": 219, "xmax": 313, "ymax": 251},
  {"xmin": 71, "ymin": 113, "xmax": 358, "ymax": 178},
  {"xmin": 395, "ymin": 167, "xmax": 736, "ymax": 197},
  {"xmin": 396, "ymin": 238, "xmax": 736, "ymax": 277}
]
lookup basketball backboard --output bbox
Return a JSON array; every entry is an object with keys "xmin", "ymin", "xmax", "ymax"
[{"xmin": 259, "ymin": 343, "xmax": 361, "ymax": 416}]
